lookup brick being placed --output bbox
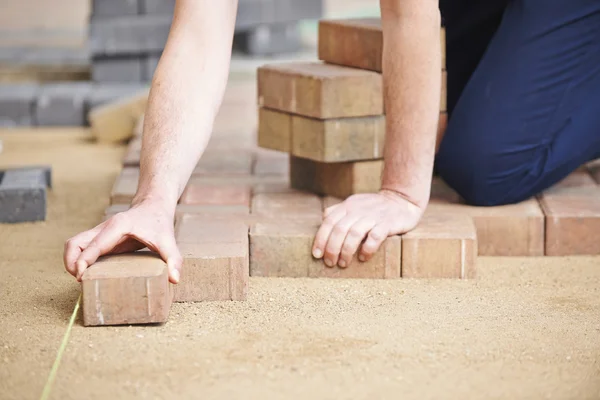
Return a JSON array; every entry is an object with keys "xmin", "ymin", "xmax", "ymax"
[
  {"xmin": 174, "ymin": 216, "xmax": 249, "ymax": 302},
  {"xmin": 0, "ymin": 84, "xmax": 38, "ymax": 127},
  {"xmin": 538, "ymin": 184, "xmax": 600, "ymax": 256},
  {"xmin": 318, "ymin": 19, "xmax": 446, "ymax": 72},
  {"xmin": 81, "ymin": 252, "xmax": 173, "ymax": 326},
  {"xmin": 258, "ymin": 107, "xmax": 292, "ymax": 152},
  {"xmin": 0, "ymin": 166, "xmax": 51, "ymax": 223},
  {"xmin": 35, "ymin": 83, "xmax": 91, "ymax": 126},
  {"xmin": 249, "ymin": 221, "xmax": 400, "ymax": 278},
  {"xmin": 289, "ymin": 156, "xmax": 383, "ymax": 198},
  {"xmin": 92, "ymin": 56, "xmax": 144, "ymax": 83},
  {"xmin": 89, "ymin": 15, "xmax": 172, "ymax": 56},
  {"xmin": 257, "ymin": 62, "xmax": 383, "ymax": 119},
  {"xmin": 401, "ymin": 212, "xmax": 477, "ymax": 279}
]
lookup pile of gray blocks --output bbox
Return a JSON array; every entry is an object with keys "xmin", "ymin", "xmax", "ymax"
[
  {"xmin": 0, "ymin": 166, "xmax": 52, "ymax": 223},
  {"xmin": 0, "ymin": 83, "xmax": 147, "ymax": 127}
]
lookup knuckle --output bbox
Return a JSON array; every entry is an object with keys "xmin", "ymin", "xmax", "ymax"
[
  {"xmin": 347, "ymin": 227, "xmax": 364, "ymax": 240},
  {"xmin": 332, "ymin": 224, "xmax": 348, "ymax": 236}
]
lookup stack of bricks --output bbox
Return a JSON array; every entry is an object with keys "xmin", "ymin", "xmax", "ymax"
[
  {"xmin": 89, "ymin": 0, "xmax": 174, "ymax": 83},
  {"xmin": 257, "ymin": 18, "xmax": 447, "ymax": 199}
]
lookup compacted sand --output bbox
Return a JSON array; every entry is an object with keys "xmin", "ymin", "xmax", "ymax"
[{"xmin": 0, "ymin": 128, "xmax": 599, "ymax": 400}]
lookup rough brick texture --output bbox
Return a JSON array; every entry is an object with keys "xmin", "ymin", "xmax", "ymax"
[
  {"xmin": 249, "ymin": 221, "xmax": 400, "ymax": 278},
  {"xmin": 174, "ymin": 216, "xmax": 249, "ymax": 301},
  {"xmin": 258, "ymin": 107, "xmax": 292, "ymax": 152},
  {"xmin": 292, "ymin": 114, "xmax": 385, "ymax": 162},
  {"xmin": 0, "ymin": 166, "xmax": 50, "ymax": 223},
  {"xmin": 81, "ymin": 252, "xmax": 173, "ymax": 326},
  {"xmin": 402, "ymin": 212, "xmax": 477, "ymax": 279},
  {"xmin": 257, "ymin": 62, "xmax": 383, "ymax": 119},
  {"xmin": 35, "ymin": 83, "xmax": 91, "ymax": 126},
  {"xmin": 318, "ymin": 19, "xmax": 446, "ymax": 72},
  {"xmin": 538, "ymin": 185, "xmax": 600, "ymax": 256}
]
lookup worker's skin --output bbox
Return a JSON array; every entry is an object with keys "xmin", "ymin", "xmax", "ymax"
[{"xmin": 63, "ymin": 0, "xmax": 441, "ymax": 283}]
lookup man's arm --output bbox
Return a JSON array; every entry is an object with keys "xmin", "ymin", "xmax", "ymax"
[
  {"xmin": 63, "ymin": 0, "xmax": 238, "ymax": 283},
  {"xmin": 312, "ymin": 0, "xmax": 441, "ymax": 268}
]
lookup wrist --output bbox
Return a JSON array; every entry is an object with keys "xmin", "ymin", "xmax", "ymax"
[{"xmin": 131, "ymin": 189, "xmax": 178, "ymax": 214}]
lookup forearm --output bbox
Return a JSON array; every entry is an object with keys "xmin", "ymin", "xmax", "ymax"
[
  {"xmin": 133, "ymin": 0, "xmax": 238, "ymax": 210},
  {"xmin": 379, "ymin": 0, "xmax": 441, "ymax": 208}
]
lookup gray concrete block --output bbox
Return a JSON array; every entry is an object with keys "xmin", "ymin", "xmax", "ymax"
[
  {"xmin": 0, "ymin": 47, "xmax": 90, "ymax": 67},
  {"xmin": 89, "ymin": 15, "xmax": 172, "ymax": 56},
  {"xmin": 0, "ymin": 166, "xmax": 51, "ymax": 223},
  {"xmin": 142, "ymin": 53, "xmax": 161, "ymax": 81},
  {"xmin": 236, "ymin": 0, "xmax": 275, "ymax": 30},
  {"xmin": 93, "ymin": 0, "xmax": 139, "ymax": 18},
  {"xmin": 234, "ymin": 23, "xmax": 301, "ymax": 55},
  {"xmin": 235, "ymin": 0, "xmax": 322, "ymax": 30},
  {"xmin": 0, "ymin": 84, "xmax": 39, "ymax": 127},
  {"xmin": 274, "ymin": 0, "xmax": 323, "ymax": 21},
  {"xmin": 92, "ymin": 56, "xmax": 144, "ymax": 82},
  {"xmin": 35, "ymin": 83, "xmax": 92, "ymax": 126},
  {"xmin": 86, "ymin": 83, "xmax": 149, "ymax": 110},
  {"xmin": 140, "ymin": 0, "xmax": 174, "ymax": 15}
]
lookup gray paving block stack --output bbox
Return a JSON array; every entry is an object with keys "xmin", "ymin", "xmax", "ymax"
[
  {"xmin": 0, "ymin": 84, "xmax": 39, "ymax": 127},
  {"xmin": 0, "ymin": 166, "xmax": 52, "ymax": 223},
  {"xmin": 35, "ymin": 83, "xmax": 92, "ymax": 126}
]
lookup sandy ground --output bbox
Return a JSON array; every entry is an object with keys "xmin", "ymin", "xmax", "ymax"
[{"xmin": 0, "ymin": 126, "xmax": 599, "ymax": 400}]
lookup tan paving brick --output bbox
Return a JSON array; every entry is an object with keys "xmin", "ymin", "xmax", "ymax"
[
  {"xmin": 253, "ymin": 148, "xmax": 289, "ymax": 176},
  {"xmin": 402, "ymin": 212, "xmax": 477, "ymax": 279},
  {"xmin": 81, "ymin": 252, "xmax": 173, "ymax": 326},
  {"xmin": 291, "ymin": 114, "xmax": 385, "ymax": 162},
  {"xmin": 249, "ymin": 221, "xmax": 400, "ymax": 278},
  {"xmin": 193, "ymin": 149, "xmax": 253, "ymax": 175},
  {"xmin": 258, "ymin": 107, "xmax": 292, "ymax": 152},
  {"xmin": 318, "ymin": 19, "xmax": 446, "ymax": 72},
  {"xmin": 538, "ymin": 185, "xmax": 600, "ymax": 256},
  {"xmin": 180, "ymin": 182, "xmax": 251, "ymax": 207},
  {"xmin": 174, "ymin": 216, "xmax": 249, "ymax": 301},
  {"xmin": 104, "ymin": 204, "xmax": 250, "ymax": 221},
  {"xmin": 551, "ymin": 168, "xmax": 597, "ymax": 190},
  {"xmin": 257, "ymin": 62, "xmax": 383, "ymax": 119},
  {"xmin": 110, "ymin": 167, "xmax": 139, "ymax": 205},
  {"xmin": 123, "ymin": 136, "xmax": 141, "ymax": 166},
  {"xmin": 251, "ymin": 192, "xmax": 323, "ymax": 220}
]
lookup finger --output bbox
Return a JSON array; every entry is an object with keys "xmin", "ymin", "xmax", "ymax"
[
  {"xmin": 323, "ymin": 203, "xmax": 340, "ymax": 218},
  {"xmin": 359, "ymin": 224, "xmax": 390, "ymax": 262},
  {"xmin": 63, "ymin": 226, "xmax": 103, "ymax": 276},
  {"xmin": 338, "ymin": 217, "xmax": 377, "ymax": 268},
  {"xmin": 323, "ymin": 214, "xmax": 362, "ymax": 268},
  {"xmin": 154, "ymin": 233, "xmax": 183, "ymax": 284},
  {"xmin": 312, "ymin": 206, "xmax": 347, "ymax": 260},
  {"xmin": 76, "ymin": 218, "xmax": 130, "ymax": 281}
]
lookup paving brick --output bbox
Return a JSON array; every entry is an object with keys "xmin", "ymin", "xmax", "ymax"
[
  {"xmin": 236, "ymin": 0, "xmax": 322, "ymax": 30},
  {"xmin": 0, "ymin": 84, "xmax": 38, "ymax": 126},
  {"xmin": 134, "ymin": 114, "xmax": 144, "ymax": 136},
  {"xmin": 174, "ymin": 216, "xmax": 248, "ymax": 301},
  {"xmin": 234, "ymin": 23, "xmax": 301, "ymax": 56},
  {"xmin": 291, "ymin": 114, "xmax": 385, "ymax": 162},
  {"xmin": 257, "ymin": 62, "xmax": 383, "ymax": 119},
  {"xmin": 87, "ymin": 83, "xmax": 149, "ymax": 110},
  {"xmin": 193, "ymin": 150, "xmax": 253, "ymax": 175},
  {"xmin": 323, "ymin": 196, "xmax": 342, "ymax": 210},
  {"xmin": 253, "ymin": 149, "xmax": 289, "ymax": 176},
  {"xmin": 92, "ymin": 0, "xmax": 139, "ymax": 18},
  {"xmin": 429, "ymin": 177, "xmax": 461, "ymax": 204},
  {"xmin": 81, "ymin": 252, "xmax": 173, "ymax": 326},
  {"xmin": 251, "ymin": 192, "xmax": 323, "ymax": 220},
  {"xmin": 123, "ymin": 136, "xmax": 142, "ymax": 166},
  {"xmin": 401, "ymin": 212, "xmax": 477, "ymax": 279},
  {"xmin": 142, "ymin": 53, "xmax": 161, "ymax": 81},
  {"xmin": 258, "ymin": 107, "xmax": 292, "ymax": 152},
  {"xmin": 551, "ymin": 168, "xmax": 597, "ymax": 189},
  {"xmin": 110, "ymin": 167, "xmax": 139, "ymax": 204},
  {"xmin": 289, "ymin": 156, "xmax": 384, "ymax": 198},
  {"xmin": 252, "ymin": 181, "xmax": 297, "ymax": 195},
  {"xmin": 140, "ymin": 0, "xmax": 174, "ymax": 14},
  {"xmin": 249, "ymin": 221, "xmax": 400, "ymax": 278},
  {"xmin": 35, "ymin": 83, "xmax": 91, "ymax": 126},
  {"xmin": 104, "ymin": 203, "xmax": 250, "ymax": 221},
  {"xmin": 0, "ymin": 166, "xmax": 50, "ymax": 223},
  {"xmin": 92, "ymin": 56, "xmax": 144, "ymax": 82},
  {"xmin": 538, "ymin": 185, "xmax": 600, "ymax": 256},
  {"xmin": 318, "ymin": 19, "xmax": 446, "ymax": 72},
  {"xmin": 180, "ymin": 183, "xmax": 251, "ymax": 207},
  {"xmin": 89, "ymin": 15, "xmax": 172, "ymax": 56}
]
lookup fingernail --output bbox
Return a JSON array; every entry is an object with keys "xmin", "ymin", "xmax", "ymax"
[
  {"xmin": 313, "ymin": 248, "xmax": 323, "ymax": 258},
  {"xmin": 338, "ymin": 260, "xmax": 346, "ymax": 268},
  {"xmin": 172, "ymin": 269, "xmax": 180, "ymax": 283},
  {"xmin": 324, "ymin": 258, "xmax": 333, "ymax": 267},
  {"xmin": 358, "ymin": 254, "xmax": 366, "ymax": 262}
]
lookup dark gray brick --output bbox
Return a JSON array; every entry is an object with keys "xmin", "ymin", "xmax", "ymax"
[
  {"xmin": 235, "ymin": 0, "xmax": 322, "ymax": 30},
  {"xmin": 0, "ymin": 84, "xmax": 39, "ymax": 127},
  {"xmin": 35, "ymin": 83, "xmax": 92, "ymax": 126},
  {"xmin": 93, "ymin": 0, "xmax": 139, "ymax": 18},
  {"xmin": 236, "ymin": 0, "xmax": 275, "ymax": 30},
  {"xmin": 274, "ymin": 0, "xmax": 323, "ymax": 21},
  {"xmin": 92, "ymin": 56, "xmax": 144, "ymax": 82},
  {"xmin": 89, "ymin": 15, "xmax": 172, "ymax": 56},
  {"xmin": 86, "ymin": 83, "xmax": 149, "ymax": 111},
  {"xmin": 234, "ymin": 23, "xmax": 301, "ymax": 55},
  {"xmin": 140, "ymin": 0, "xmax": 174, "ymax": 15},
  {"xmin": 142, "ymin": 53, "xmax": 161, "ymax": 81},
  {"xmin": 0, "ymin": 47, "xmax": 90, "ymax": 67},
  {"xmin": 0, "ymin": 166, "xmax": 51, "ymax": 223}
]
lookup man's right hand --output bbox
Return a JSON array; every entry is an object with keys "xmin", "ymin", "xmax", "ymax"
[{"xmin": 63, "ymin": 201, "xmax": 182, "ymax": 284}]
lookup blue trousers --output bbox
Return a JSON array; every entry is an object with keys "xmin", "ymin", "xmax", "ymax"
[{"xmin": 435, "ymin": 0, "xmax": 600, "ymax": 206}]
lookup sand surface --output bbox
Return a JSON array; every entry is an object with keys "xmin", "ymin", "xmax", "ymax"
[{"xmin": 0, "ymin": 129, "xmax": 599, "ymax": 400}]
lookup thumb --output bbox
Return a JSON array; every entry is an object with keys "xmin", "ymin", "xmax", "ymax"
[{"xmin": 156, "ymin": 234, "xmax": 183, "ymax": 284}]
